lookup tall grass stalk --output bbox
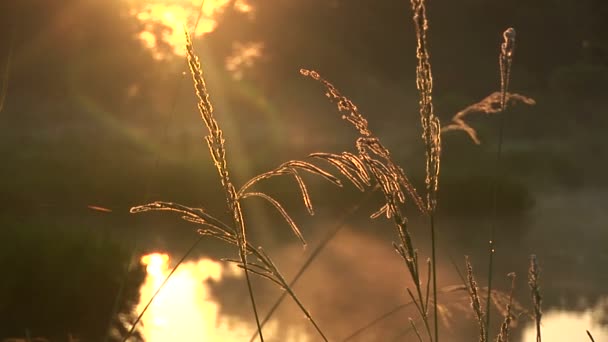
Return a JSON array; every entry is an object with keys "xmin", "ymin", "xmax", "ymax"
[
  {"xmin": 116, "ymin": 4, "xmax": 208, "ymax": 340},
  {"xmin": 184, "ymin": 31, "xmax": 265, "ymax": 341},
  {"xmin": 485, "ymin": 27, "xmax": 516, "ymax": 341},
  {"xmin": 409, "ymin": 0, "xmax": 442, "ymax": 340},
  {"xmin": 131, "ymin": 29, "xmax": 341, "ymax": 342},
  {"xmin": 301, "ymin": 68, "xmax": 434, "ymax": 341},
  {"xmin": 298, "ymin": 6, "xmax": 443, "ymax": 342}
]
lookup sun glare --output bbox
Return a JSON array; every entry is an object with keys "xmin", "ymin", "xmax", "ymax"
[
  {"xmin": 134, "ymin": 253, "xmax": 309, "ymax": 342},
  {"xmin": 128, "ymin": 0, "xmax": 253, "ymax": 59}
]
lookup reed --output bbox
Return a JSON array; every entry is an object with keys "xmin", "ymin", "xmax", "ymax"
[
  {"xmin": 301, "ymin": 67, "xmax": 437, "ymax": 340},
  {"xmin": 409, "ymin": 1, "xmax": 442, "ymax": 340},
  {"xmin": 484, "ymin": 29, "xmax": 517, "ymax": 341},
  {"xmin": 124, "ymin": 4, "xmax": 563, "ymax": 342},
  {"xmin": 127, "ymin": 31, "xmax": 345, "ymax": 342}
]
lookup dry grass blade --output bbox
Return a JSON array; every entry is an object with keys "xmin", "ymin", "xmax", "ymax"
[
  {"xmin": 132, "ymin": 201, "xmax": 211, "ymax": 219},
  {"xmin": 240, "ymin": 191, "xmax": 306, "ymax": 246},
  {"xmin": 407, "ymin": 288, "xmax": 427, "ymax": 322},
  {"xmin": 310, "ymin": 152, "xmax": 370, "ymax": 191},
  {"xmin": 234, "ymin": 264, "xmax": 284, "ymax": 288},
  {"xmin": 465, "ymin": 256, "xmax": 487, "ymax": 342},
  {"xmin": 410, "ymin": 318, "xmax": 424, "ymax": 342},
  {"xmin": 341, "ymin": 151, "xmax": 372, "ymax": 183},
  {"xmin": 130, "ymin": 201, "xmax": 234, "ymax": 233},
  {"xmin": 239, "ymin": 159, "xmax": 342, "ymax": 196},
  {"xmin": 528, "ymin": 255, "xmax": 542, "ymax": 342},
  {"xmin": 289, "ymin": 168, "xmax": 314, "ymax": 215},
  {"xmin": 286, "ymin": 160, "xmax": 342, "ymax": 186},
  {"xmin": 442, "ymin": 92, "xmax": 536, "ymax": 144},
  {"xmin": 299, "ymin": 68, "xmax": 425, "ymax": 213},
  {"xmin": 391, "ymin": 317, "xmax": 423, "ymax": 342},
  {"xmin": 221, "ymin": 258, "xmax": 285, "ymax": 289},
  {"xmin": 370, "ymin": 203, "xmax": 390, "ymax": 219},
  {"xmin": 237, "ymin": 160, "xmax": 342, "ymax": 219}
]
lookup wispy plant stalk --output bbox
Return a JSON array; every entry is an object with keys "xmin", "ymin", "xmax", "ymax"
[
  {"xmin": 409, "ymin": 0, "xmax": 442, "ymax": 340},
  {"xmin": 130, "ymin": 30, "xmax": 338, "ymax": 342},
  {"xmin": 301, "ymin": 68, "xmax": 434, "ymax": 341},
  {"xmin": 184, "ymin": 31, "xmax": 264, "ymax": 341},
  {"xmin": 485, "ymin": 27, "xmax": 516, "ymax": 341}
]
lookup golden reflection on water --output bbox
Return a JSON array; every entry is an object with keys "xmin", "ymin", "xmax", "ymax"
[
  {"xmin": 136, "ymin": 253, "xmax": 309, "ymax": 342},
  {"xmin": 521, "ymin": 301, "xmax": 608, "ymax": 342}
]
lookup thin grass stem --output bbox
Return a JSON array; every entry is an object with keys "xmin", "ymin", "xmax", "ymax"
[
  {"xmin": 485, "ymin": 28, "xmax": 516, "ymax": 341},
  {"xmin": 410, "ymin": 318, "xmax": 424, "ymax": 342}
]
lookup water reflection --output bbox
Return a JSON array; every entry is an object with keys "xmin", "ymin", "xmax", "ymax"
[
  {"xmin": 120, "ymin": 187, "xmax": 608, "ymax": 341},
  {"xmin": 521, "ymin": 301, "xmax": 608, "ymax": 341},
  {"xmin": 135, "ymin": 253, "xmax": 310, "ymax": 342}
]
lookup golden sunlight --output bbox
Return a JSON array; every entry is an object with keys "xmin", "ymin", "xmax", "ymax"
[
  {"xmin": 522, "ymin": 303, "xmax": 608, "ymax": 341},
  {"xmin": 134, "ymin": 253, "xmax": 310, "ymax": 342},
  {"xmin": 128, "ymin": 0, "xmax": 253, "ymax": 59}
]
